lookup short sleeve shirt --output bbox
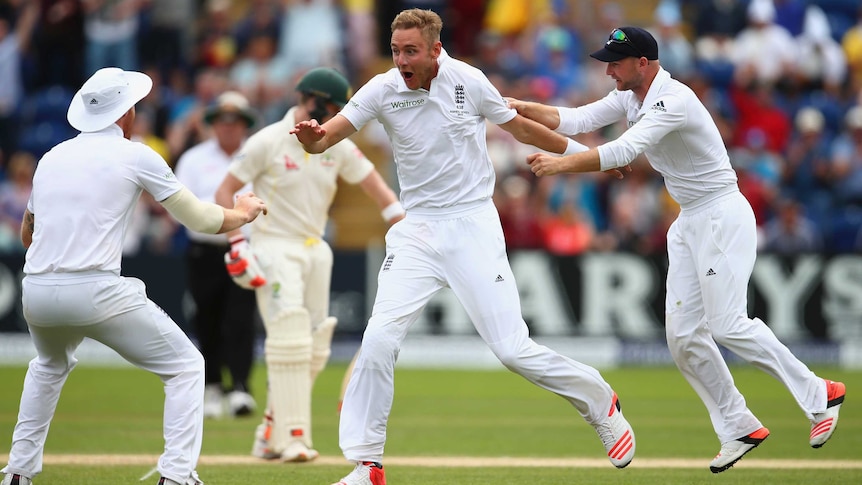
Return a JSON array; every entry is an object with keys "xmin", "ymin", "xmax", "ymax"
[
  {"xmin": 229, "ymin": 107, "xmax": 374, "ymax": 239},
  {"xmin": 339, "ymin": 49, "xmax": 517, "ymax": 210},
  {"xmin": 25, "ymin": 125, "xmax": 181, "ymax": 274}
]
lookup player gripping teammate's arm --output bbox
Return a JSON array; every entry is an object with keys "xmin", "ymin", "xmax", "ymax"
[{"xmin": 504, "ymin": 98, "xmax": 563, "ymax": 133}]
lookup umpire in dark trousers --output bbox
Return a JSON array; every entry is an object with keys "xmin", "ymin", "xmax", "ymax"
[{"xmin": 175, "ymin": 91, "xmax": 260, "ymax": 419}]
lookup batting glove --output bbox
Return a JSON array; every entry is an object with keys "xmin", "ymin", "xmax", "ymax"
[{"xmin": 224, "ymin": 235, "xmax": 267, "ymax": 289}]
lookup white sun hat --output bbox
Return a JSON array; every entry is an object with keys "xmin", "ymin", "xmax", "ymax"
[{"xmin": 67, "ymin": 67, "xmax": 153, "ymax": 132}]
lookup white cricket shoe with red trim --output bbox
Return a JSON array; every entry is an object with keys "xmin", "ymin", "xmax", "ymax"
[
  {"xmin": 710, "ymin": 426, "xmax": 769, "ymax": 473},
  {"xmin": 810, "ymin": 379, "xmax": 845, "ymax": 448},
  {"xmin": 593, "ymin": 392, "xmax": 635, "ymax": 468},
  {"xmin": 332, "ymin": 462, "xmax": 386, "ymax": 485}
]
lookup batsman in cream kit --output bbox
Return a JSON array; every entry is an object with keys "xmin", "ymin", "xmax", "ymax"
[{"xmin": 215, "ymin": 67, "xmax": 403, "ymax": 464}]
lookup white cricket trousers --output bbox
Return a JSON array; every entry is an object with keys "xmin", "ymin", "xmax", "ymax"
[
  {"xmin": 2, "ymin": 272, "xmax": 204, "ymax": 484},
  {"xmin": 339, "ymin": 200, "xmax": 615, "ymax": 462},
  {"xmin": 665, "ymin": 187, "xmax": 826, "ymax": 444}
]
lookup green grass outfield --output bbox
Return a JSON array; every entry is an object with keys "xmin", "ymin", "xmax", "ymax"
[{"xmin": 1, "ymin": 362, "xmax": 860, "ymax": 484}]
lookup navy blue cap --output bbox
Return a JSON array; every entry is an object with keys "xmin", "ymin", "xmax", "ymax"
[{"xmin": 590, "ymin": 27, "xmax": 659, "ymax": 62}]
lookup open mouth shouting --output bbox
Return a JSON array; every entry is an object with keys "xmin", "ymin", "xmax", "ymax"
[{"xmin": 401, "ymin": 70, "xmax": 418, "ymax": 89}]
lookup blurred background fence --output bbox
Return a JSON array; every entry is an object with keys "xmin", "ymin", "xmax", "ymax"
[{"xmin": 1, "ymin": 248, "xmax": 860, "ymax": 368}]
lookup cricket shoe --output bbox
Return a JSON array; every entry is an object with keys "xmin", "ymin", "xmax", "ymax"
[
  {"xmin": 227, "ymin": 390, "xmax": 256, "ymax": 417},
  {"xmin": 1, "ymin": 473, "xmax": 31, "ymax": 485},
  {"xmin": 281, "ymin": 440, "xmax": 319, "ymax": 463},
  {"xmin": 203, "ymin": 384, "xmax": 224, "ymax": 419},
  {"xmin": 157, "ymin": 470, "xmax": 204, "ymax": 485},
  {"xmin": 709, "ymin": 426, "xmax": 769, "ymax": 473},
  {"xmin": 810, "ymin": 379, "xmax": 846, "ymax": 448},
  {"xmin": 592, "ymin": 392, "xmax": 635, "ymax": 468},
  {"xmin": 332, "ymin": 462, "xmax": 386, "ymax": 485}
]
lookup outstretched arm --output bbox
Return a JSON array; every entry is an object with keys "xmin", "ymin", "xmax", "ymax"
[
  {"xmin": 214, "ymin": 173, "xmax": 250, "ymax": 239},
  {"xmin": 290, "ymin": 114, "xmax": 357, "ymax": 154},
  {"xmin": 161, "ymin": 187, "xmax": 266, "ymax": 234},
  {"xmin": 527, "ymin": 148, "xmax": 602, "ymax": 177},
  {"xmin": 499, "ymin": 114, "xmax": 586, "ymax": 155},
  {"xmin": 218, "ymin": 192, "xmax": 267, "ymax": 233},
  {"xmin": 526, "ymin": 148, "xmax": 632, "ymax": 179},
  {"xmin": 506, "ymin": 98, "xmax": 561, "ymax": 131}
]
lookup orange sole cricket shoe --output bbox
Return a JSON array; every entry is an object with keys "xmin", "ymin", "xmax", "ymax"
[
  {"xmin": 810, "ymin": 380, "xmax": 845, "ymax": 448},
  {"xmin": 332, "ymin": 461, "xmax": 386, "ymax": 485},
  {"xmin": 593, "ymin": 392, "xmax": 635, "ymax": 468},
  {"xmin": 710, "ymin": 426, "xmax": 769, "ymax": 473}
]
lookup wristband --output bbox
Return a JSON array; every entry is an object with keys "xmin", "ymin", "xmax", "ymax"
[
  {"xmin": 381, "ymin": 201, "xmax": 405, "ymax": 221},
  {"xmin": 554, "ymin": 106, "xmax": 575, "ymax": 134},
  {"xmin": 562, "ymin": 138, "xmax": 588, "ymax": 156}
]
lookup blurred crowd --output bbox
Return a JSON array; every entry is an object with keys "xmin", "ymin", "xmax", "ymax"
[{"xmin": 0, "ymin": 0, "xmax": 861, "ymax": 256}]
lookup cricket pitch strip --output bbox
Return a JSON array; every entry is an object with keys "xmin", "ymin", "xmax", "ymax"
[{"xmin": 5, "ymin": 454, "xmax": 861, "ymax": 469}]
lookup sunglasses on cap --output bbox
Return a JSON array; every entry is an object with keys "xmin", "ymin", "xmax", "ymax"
[{"xmin": 609, "ymin": 28, "xmax": 644, "ymax": 58}]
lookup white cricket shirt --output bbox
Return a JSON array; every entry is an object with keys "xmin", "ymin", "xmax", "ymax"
[
  {"xmin": 25, "ymin": 124, "xmax": 182, "ymax": 275},
  {"xmin": 556, "ymin": 68, "xmax": 738, "ymax": 208},
  {"xmin": 339, "ymin": 48, "xmax": 516, "ymax": 211},
  {"xmin": 228, "ymin": 106, "xmax": 374, "ymax": 239}
]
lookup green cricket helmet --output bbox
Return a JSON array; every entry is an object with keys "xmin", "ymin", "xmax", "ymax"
[{"xmin": 296, "ymin": 67, "xmax": 352, "ymax": 108}]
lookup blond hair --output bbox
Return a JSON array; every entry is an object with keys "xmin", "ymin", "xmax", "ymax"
[{"xmin": 391, "ymin": 9, "xmax": 442, "ymax": 48}]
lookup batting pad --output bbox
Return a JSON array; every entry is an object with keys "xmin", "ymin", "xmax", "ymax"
[
  {"xmin": 265, "ymin": 307, "xmax": 313, "ymax": 451},
  {"xmin": 311, "ymin": 316, "xmax": 337, "ymax": 382}
]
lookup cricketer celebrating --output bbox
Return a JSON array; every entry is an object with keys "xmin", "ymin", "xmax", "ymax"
[
  {"xmin": 292, "ymin": 9, "xmax": 635, "ymax": 485},
  {"xmin": 0, "ymin": 68, "xmax": 267, "ymax": 485},
  {"xmin": 215, "ymin": 67, "xmax": 403, "ymax": 463},
  {"xmin": 509, "ymin": 26, "xmax": 845, "ymax": 473}
]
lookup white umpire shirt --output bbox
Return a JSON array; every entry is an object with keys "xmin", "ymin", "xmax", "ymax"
[
  {"xmin": 556, "ymin": 67, "xmax": 738, "ymax": 209},
  {"xmin": 175, "ymin": 137, "xmax": 250, "ymax": 245},
  {"xmin": 25, "ymin": 124, "xmax": 182, "ymax": 275},
  {"xmin": 228, "ymin": 106, "xmax": 374, "ymax": 240},
  {"xmin": 339, "ymin": 48, "xmax": 516, "ymax": 211}
]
